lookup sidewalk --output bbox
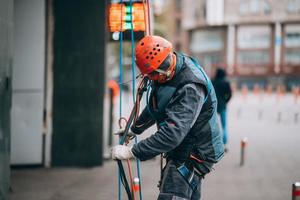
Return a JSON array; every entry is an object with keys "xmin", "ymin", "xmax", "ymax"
[{"xmin": 9, "ymin": 94, "xmax": 300, "ymax": 200}]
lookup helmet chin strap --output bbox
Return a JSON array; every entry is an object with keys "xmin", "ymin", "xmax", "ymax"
[{"xmin": 155, "ymin": 68, "xmax": 171, "ymax": 77}]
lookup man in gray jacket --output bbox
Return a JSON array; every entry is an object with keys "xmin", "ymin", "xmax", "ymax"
[{"xmin": 112, "ymin": 35, "xmax": 224, "ymax": 200}]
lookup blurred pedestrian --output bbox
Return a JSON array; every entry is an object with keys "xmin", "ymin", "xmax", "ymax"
[
  {"xmin": 212, "ymin": 68, "xmax": 232, "ymax": 152},
  {"xmin": 112, "ymin": 35, "xmax": 224, "ymax": 200}
]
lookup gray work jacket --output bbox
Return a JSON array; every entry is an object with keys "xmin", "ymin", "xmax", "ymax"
[{"xmin": 131, "ymin": 52, "xmax": 224, "ymax": 164}]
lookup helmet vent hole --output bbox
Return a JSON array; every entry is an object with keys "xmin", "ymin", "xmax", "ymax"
[
  {"xmin": 156, "ymin": 44, "xmax": 159, "ymax": 47},
  {"xmin": 158, "ymin": 49, "xmax": 161, "ymax": 52},
  {"xmin": 154, "ymin": 52, "xmax": 157, "ymax": 55},
  {"xmin": 149, "ymin": 52, "xmax": 152, "ymax": 55},
  {"xmin": 141, "ymin": 42, "xmax": 144, "ymax": 46},
  {"xmin": 158, "ymin": 60, "xmax": 161, "ymax": 62},
  {"xmin": 146, "ymin": 56, "xmax": 149, "ymax": 59},
  {"xmin": 151, "ymin": 56, "xmax": 154, "ymax": 59},
  {"xmin": 153, "ymin": 48, "xmax": 156, "ymax": 51}
]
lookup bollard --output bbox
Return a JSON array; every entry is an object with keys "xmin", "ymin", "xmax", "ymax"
[
  {"xmin": 253, "ymin": 84, "xmax": 260, "ymax": 96},
  {"xmin": 292, "ymin": 182, "xmax": 300, "ymax": 200},
  {"xmin": 293, "ymin": 86, "xmax": 300, "ymax": 105},
  {"xmin": 108, "ymin": 88, "xmax": 114, "ymax": 147},
  {"xmin": 295, "ymin": 113, "xmax": 299, "ymax": 124},
  {"xmin": 240, "ymin": 137, "xmax": 248, "ymax": 166},
  {"xmin": 241, "ymin": 84, "xmax": 248, "ymax": 101},
  {"xmin": 277, "ymin": 111, "xmax": 282, "ymax": 123},
  {"xmin": 132, "ymin": 177, "xmax": 140, "ymax": 198},
  {"xmin": 266, "ymin": 84, "xmax": 273, "ymax": 96}
]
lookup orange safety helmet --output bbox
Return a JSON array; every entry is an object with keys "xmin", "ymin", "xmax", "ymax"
[{"xmin": 135, "ymin": 35, "xmax": 172, "ymax": 75}]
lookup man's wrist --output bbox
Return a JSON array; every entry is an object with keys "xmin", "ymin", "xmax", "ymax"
[
  {"xmin": 130, "ymin": 145, "xmax": 138, "ymax": 159},
  {"xmin": 129, "ymin": 146, "xmax": 136, "ymax": 158}
]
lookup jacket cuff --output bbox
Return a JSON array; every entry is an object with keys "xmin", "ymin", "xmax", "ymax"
[
  {"xmin": 131, "ymin": 144, "xmax": 142, "ymax": 160},
  {"xmin": 130, "ymin": 126, "xmax": 143, "ymax": 135}
]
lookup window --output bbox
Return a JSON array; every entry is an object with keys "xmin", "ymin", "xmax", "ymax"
[
  {"xmin": 285, "ymin": 49, "xmax": 300, "ymax": 64},
  {"xmin": 249, "ymin": 0, "xmax": 260, "ymax": 14},
  {"xmin": 239, "ymin": 0, "xmax": 272, "ymax": 16},
  {"xmin": 176, "ymin": 19, "xmax": 181, "ymax": 35},
  {"xmin": 236, "ymin": 25, "xmax": 272, "ymax": 74},
  {"xmin": 237, "ymin": 26, "xmax": 271, "ymax": 49},
  {"xmin": 175, "ymin": 0, "xmax": 182, "ymax": 12},
  {"xmin": 283, "ymin": 24, "xmax": 300, "ymax": 66},
  {"xmin": 286, "ymin": 0, "xmax": 300, "ymax": 14},
  {"xmin": 190, "ymin": 30, "xmax": 224, "ymax": 53},
  {"xmin": 190, "ymin": 29, "xmax": 226, "ymax": 76}
]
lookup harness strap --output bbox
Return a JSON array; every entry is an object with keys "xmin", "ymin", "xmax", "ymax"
[{"xmin": 176, "ymin": 164, "xmax": 198, "ymax": 190}]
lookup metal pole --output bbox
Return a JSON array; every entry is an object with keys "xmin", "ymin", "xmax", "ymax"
[
  {"xmin": 108, "ymin": 88, "xmax": 114, "ymax": 147},
  {"xmin": 240, "ymin": 137, "xmax": 248, "ymax": 166},
  {"xmin": 292, "ymin": 182, "xmax": 300, "ymax": 200}
]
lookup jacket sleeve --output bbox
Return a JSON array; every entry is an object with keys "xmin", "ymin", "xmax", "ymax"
[
  {"xmin": 131, "ymin": 107, "xmax": 156, "ymax": 135},
  {"xmin": 131, "ymin": 83, "xmax": 206, "ymax": 161}
]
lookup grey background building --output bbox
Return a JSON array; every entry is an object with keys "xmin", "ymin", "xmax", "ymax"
[{"xmin": 171, "ymin": 0, "xmax": 300, "ymax": 88}]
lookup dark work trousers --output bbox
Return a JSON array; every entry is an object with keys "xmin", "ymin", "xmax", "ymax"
[{"xmin": 158, "ymin": 160, "xmax": 203, "ymax": 200}]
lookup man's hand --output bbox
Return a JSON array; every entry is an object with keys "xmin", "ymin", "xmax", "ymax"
[
  {"xmin": 115, "ymin": 129, "xmax": 136, "ymax": 142},
  {"xmin": 111, "ymin": 145, "xmax": 134, "ymax": 160}
]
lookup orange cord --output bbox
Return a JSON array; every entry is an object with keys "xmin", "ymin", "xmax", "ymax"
[
  {"xmin": 117, "ymin": 77, "xmax": 148, "ymax": 200},
  {"xmin": 126, "ymin": 159, "xmax": 135, "ymax": 200}
]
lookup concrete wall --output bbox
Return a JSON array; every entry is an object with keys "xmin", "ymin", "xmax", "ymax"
[
  {"xmin": 51, "ymin": 0, "xmax": 106, "ymax": 167},
  {"xmin": 0, "ymin": 0, "xmax": 13, "ymax": 198},
  {"xmin": 11, "ymin": 0, "xmax": 45, "ymax": 165}
]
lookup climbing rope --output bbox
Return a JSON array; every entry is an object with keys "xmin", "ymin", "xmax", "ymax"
[
  {"xmin": 118, "ymin": 1, "xmax": 124, "ymax": 199},
  {"xmin": 129, "ymin": 0, "xmax": 143, "ymax": 199},
  {"xmin": 117, "ymin": 0, "xmax": 151, "ymax": 199}
]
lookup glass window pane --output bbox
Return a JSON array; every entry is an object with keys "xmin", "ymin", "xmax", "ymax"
[
  {"xmin": 237, "ymin": 50, "xmax": 270, "ymax": 64},
  {"xmin": 239, "ymin": 0, "xmax": 248, "ymax": 15},
  {"xmin": 249, "ymin": 0, "xmax": 260, "ymax": 14},
  {"xmin": 190, "ymin": 30, "xmax": 224, "ymax": 53},
  {"xmin": 197, "ymin": 53, "xmax": 223, "ymax": 66},
  {"xmin": 285, "ymin": 49, "xmax": 300, "ymax": 64},
  {"xmin": 237, "ymin": 25, "xmax": 271, "ymax": 49},
  {"xmin": 284, "ymin": 24, "xmax": 300, "ymax": 48},
  {"xmin": 286, "ymin": 0, "xmax": 300, "ymax": 13}
]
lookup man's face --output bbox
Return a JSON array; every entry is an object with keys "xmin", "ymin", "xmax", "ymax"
[
  {"xmin": 147, "ymin": 70, "xmax": 161, "ymax": 81},
  {"xmin": 146, "ymin": 54, "xmax": 173, "ymax": 83}
]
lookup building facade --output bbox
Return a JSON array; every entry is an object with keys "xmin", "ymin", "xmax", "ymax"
[
  {"xmin": 0, "ymin": 1, "xmax": 13, "ymax": 198},
  {"xmin": 175, "ymin": 0, "xmax": 300, "ymax": 88},
  {"xmin": 6, "ymin": 0, "xmax": 107, "ymax": 169}
]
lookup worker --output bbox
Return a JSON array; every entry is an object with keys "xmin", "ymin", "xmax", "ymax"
[{"xmin": 112, "ymin": 35, "xmax": 224, "ymax": 200}]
